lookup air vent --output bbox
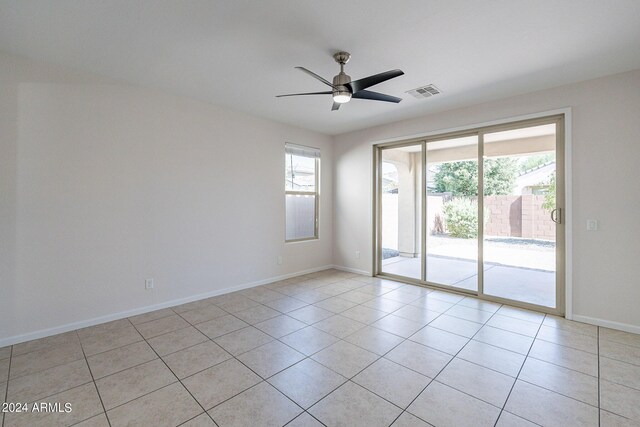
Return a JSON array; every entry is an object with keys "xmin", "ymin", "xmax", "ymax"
[{"xmin": 406, "ymin": 84, "xmax": 441, "ymax": 99}]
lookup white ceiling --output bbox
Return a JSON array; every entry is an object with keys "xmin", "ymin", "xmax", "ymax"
[{"xmin": 1, "ymin": 1, "xmax": 640, "ymax": 135}]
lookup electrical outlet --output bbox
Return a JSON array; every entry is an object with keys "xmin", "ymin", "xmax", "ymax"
[
  {"xmin": 355, "ymin": 250, "xmax": 360, "ymax": 259},
  {"xmin": 145, "ymin": 278, "xmax": 154, "ymax": 290},
  {"xmin": 586, "ymin": 219, "xmax": 598, "ymax": 231},
  {"xmin": 277, "ymin": 256, "xmax": 283, "ymax": 265}
]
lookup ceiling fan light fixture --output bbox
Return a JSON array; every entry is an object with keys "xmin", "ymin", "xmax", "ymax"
[{"xmin": 333, "ymin": 90, "xmax": 351, "ymax": 104}]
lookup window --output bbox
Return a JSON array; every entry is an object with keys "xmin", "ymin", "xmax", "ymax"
[{"xmin": 285, "ymin": 143, "xmax": 320, "ymax": 241}]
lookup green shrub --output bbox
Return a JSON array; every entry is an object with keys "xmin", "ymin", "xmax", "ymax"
[{"xmin": 443, "ymin": 198, "xmax": 478, "ymax": 238}]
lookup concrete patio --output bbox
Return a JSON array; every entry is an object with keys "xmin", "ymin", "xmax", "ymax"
[{"xmin": 382, "ymin": 255, "xmax": 555, "ymax": 308}]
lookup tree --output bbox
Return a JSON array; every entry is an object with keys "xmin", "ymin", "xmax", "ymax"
[
  {"xmin": 541, "ymin": 172, "xmax": 556, "ymax": 211},
  {"xmin": 434, "ymin": 158, "xmax": 518, "ymax": 197},
  {"xmin": 434, "ymin": 161, "xmax": 477, "ymax": 196},
  {"xmin": 485, "ymin": 158, "xmax": 519, "ymax": 195}
]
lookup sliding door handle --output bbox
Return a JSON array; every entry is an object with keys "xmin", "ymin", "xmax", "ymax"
[{"xmin": 551, "ymin": 208, "xmax": 562, "ymax": 224}]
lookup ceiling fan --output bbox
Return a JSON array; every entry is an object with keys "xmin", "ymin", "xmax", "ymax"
[{"xmin": 276, "ymin": 51, "xmax": 404, "ymax": 111}]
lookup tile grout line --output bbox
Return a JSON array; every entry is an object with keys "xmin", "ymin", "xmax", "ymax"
[
  {"xmin": 525, "ymin": 352, "xmax": 599, "ymax": 378},
  {"xmin": 431, "ymin": 314, "xmax": 604, "ymax": 374},
  {"xmin": 97, "ymin": 334, "xmax": 302, "ymax": 425},
  {"xmin": 282, "ymin": 411, "xmax": 327, "ymax": 427},
  {"xmin": 300, "ymin": 317, "xmax": 432, "ymax": 422},
  {"xmin": 7, "ymin": 331, "xmax": 80, "ymax": 359},
  {"xmin": 175, "ymin": 412, "xmax": 218, "ymax": 427},
  {"xmin": 154, "ymin": 297, "xmax": 324, "ymax": 425},
  {"xmin": 7, "ymin": 321, "xmax": 157, "ymax": 382},
  {"xmin": 598, "ymin": 353, "xmax": 640, "ymax": 370},
  {"xmin": 211, "ymin": 321, "xmax": 335, "ymax": 426},
  {"xmin": 263, "ymin": 281, "xmax": 517, "ymax": 424},
  {"xmin": 367, "ymin": 294, "xmax": 497, "ymax": 418},
  {"xmin": 512, "ymin": 376, "xmax": 600, "ymax": 410},
  {"xmin": 492, "ymin": 313, "xmax": 546, "ymax": 427},
  {"xmin": 229, "ymin": 319, "xmax": 343, "ymax": 421},
  {"xmin": 11, "ymin": 314, "xmax": 297, "ymax": 424},
  {"xmin": 5, "ymin": 352, "xmax": 87, "ymax": 383},
  {"xmin": 6, "ymin": 353, "xmax": 107, "ymax": 425},
  {"xmin": 344, "ymin": 306, "xmax": 453, "ymax": 414},
  {"xmin": 98, "ymin": 382, "xmax": 184, "ymax": 420},
  {"xmin": 128, "ymin": 320, "xmax": 221, "ymax": 427},
  {"xmin": 74, "ymin": 330, "xmax": 112, "ymax": 427},
  {"xmin": 531, "ymin": 337, "xmax": 599, "ymax": 357},
  {"xmin": 209, "ymin": 281, "xmax": 438, "ymax": 422},
  {"xmin": 138, "ymin": 296, "xmax": 313, "ymax": 422},
  {"xmin": 387, "ymin": 297, "xmax": 509, "ymax": 427}
]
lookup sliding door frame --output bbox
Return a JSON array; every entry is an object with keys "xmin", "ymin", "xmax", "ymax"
[
  {"xmin": 373, "ymin": 140, "xmax": 425, "ymax": 280},
  {"xmin": 373, "ymin": 114, "xmax": 566, "ymax": 316}
]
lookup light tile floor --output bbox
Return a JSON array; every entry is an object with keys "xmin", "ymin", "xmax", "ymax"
[{"xmin": 1, "ymin": 269, "xmax": 639, "ymax": 426}]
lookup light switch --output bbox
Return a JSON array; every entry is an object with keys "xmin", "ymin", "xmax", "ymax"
[{"xmin": 586, "ymin": 220, "xmax": 598, "ymax": 231}]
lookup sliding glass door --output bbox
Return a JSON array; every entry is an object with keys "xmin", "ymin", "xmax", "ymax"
[
  {"xmin": 374, "ymin": 115, "xmax": 565, "ymax": 314},
  {"xmin": 481, "ymin": 122, "xmax": 563, "ymax": 309},
  {"xmin": 425, "ymin": 135, "xmax": 479, "ymax": 292},
  {"xmin": 379, "ymin": 143, "xmax": 422, "ymax": 280}
]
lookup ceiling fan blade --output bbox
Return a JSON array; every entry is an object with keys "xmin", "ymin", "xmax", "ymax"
[
  {"xmin": 295, "ymin": 67, "xmax": 336, "ymax": 88},
  {"xmin": 347, "ymin": 69, "xmax": 404, "ymax": 93},
  {"xmin": 331, "ymin": 102, "xmax": 341, "ymax": 111},
  {"xmin": 352, "ymin": 90, "xmax": 402, "ymax": 103},
  {"xmin": 276, "ymin": 91, "xmax": 332, "ymax": 98}
]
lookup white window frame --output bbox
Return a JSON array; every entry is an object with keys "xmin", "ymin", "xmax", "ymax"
[{"xmin": 285, "ymin": 143, "xmax": 320, "ymax": 242}]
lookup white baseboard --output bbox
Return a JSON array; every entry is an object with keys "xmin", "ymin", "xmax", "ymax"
[
  {"xmin": 0, "ymin": 265, "xmax": 334, "ymax": 347},
  {"xmin": 331, "ymin": 264, "xmax": 371, "ymax": 276},
  {"xmin": 572, "ymin": 315, "xmax": 640, "ymax": 335}
]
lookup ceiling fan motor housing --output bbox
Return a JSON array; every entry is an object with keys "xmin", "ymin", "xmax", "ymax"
[{"xmin": 332, "ymin": 72, "xmax": 352, "ymax": 101}]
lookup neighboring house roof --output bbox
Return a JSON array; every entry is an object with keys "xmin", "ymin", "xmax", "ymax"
[{"xmin": 514, "ymin": 162, "xmax": 555, "ymax": 194}]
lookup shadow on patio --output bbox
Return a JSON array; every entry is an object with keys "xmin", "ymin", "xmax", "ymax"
[{"xmin": 382, "ymin": 236, "xmax": 556, "ymax": 308}]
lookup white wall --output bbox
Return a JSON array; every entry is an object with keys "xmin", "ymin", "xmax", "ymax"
[
  {"xmin": 3, "ymin": 51, "xmax": 640, "ymax": 343},
  {"xmin": 333, "ymin": 69, "xmax": 640, "ymax": 332},
  {"xmin": 0, "ymin": 53, "xmax": 333, "ymax": 344}
]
